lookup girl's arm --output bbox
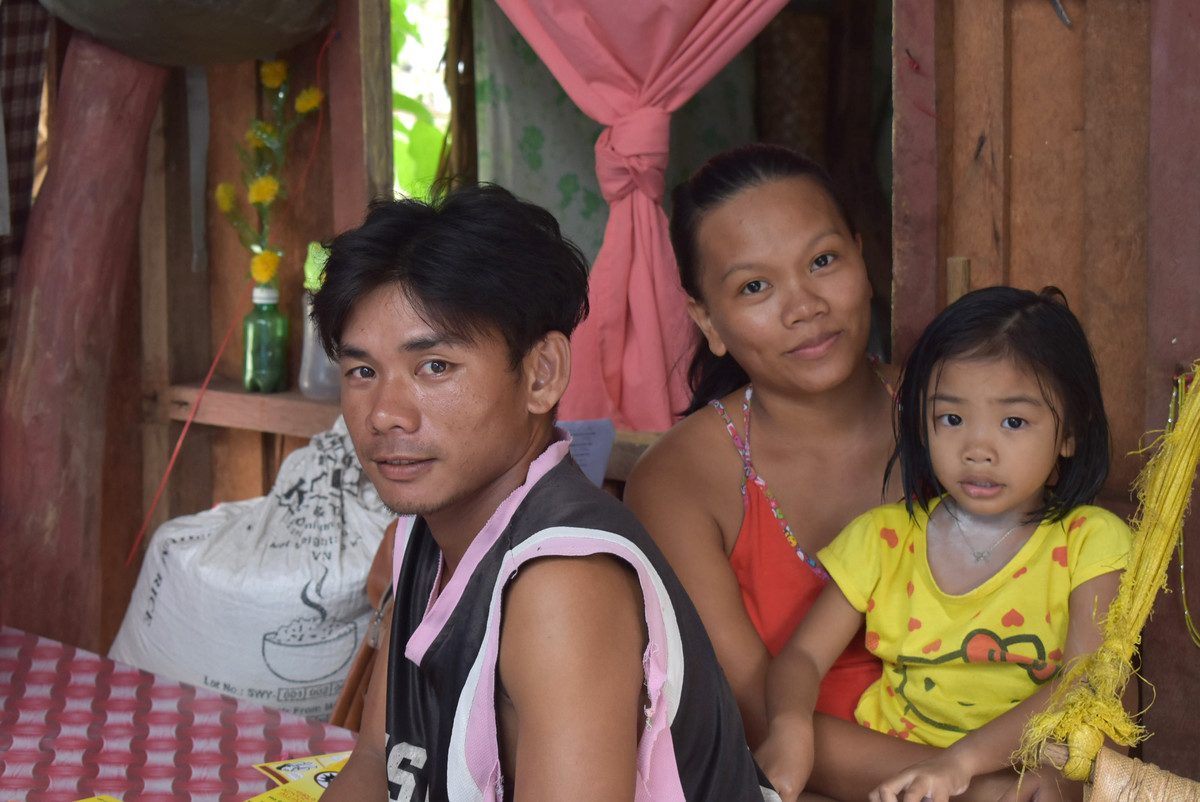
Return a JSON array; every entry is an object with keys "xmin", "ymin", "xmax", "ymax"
[
  {"xmin": 869, "ymin": 570, "xmax": 1124, "ymax": 802},
  {"xmin": 756, "ymin": 582, "xmax": 864, "ymax": 802},
  {"xmin": 624, "ymin": 426, "xmax": 775, "ymax": 746}
]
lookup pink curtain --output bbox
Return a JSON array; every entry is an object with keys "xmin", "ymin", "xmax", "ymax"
[{"xmin": 496, "ymin": 0, "xmax": 788, "ymax": 432}]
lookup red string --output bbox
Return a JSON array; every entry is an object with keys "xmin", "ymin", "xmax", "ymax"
[
  {"xmin": 125, "ymin": 282, "xmax": 255, "ymax": 566},
  {"xmin": 292, "ymin": 26, "xmax": 338, "ymax": 202}
]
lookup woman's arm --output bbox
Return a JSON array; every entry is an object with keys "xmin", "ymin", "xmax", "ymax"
[
  {"xmin": 869, "ymin": 570, "xmax": 1123, "ymax": 802},
  {"xmin": 756, "ymin": 582, "xmax": 864, "ymax": 802},
  {"xmin": 625, "ymin": 423, "xmax": 775, "ymax": 745}
]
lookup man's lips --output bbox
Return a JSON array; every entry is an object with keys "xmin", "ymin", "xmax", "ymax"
[{"xmin": 373, "ymin": 455, "xmax": 433, "ymax": 480}]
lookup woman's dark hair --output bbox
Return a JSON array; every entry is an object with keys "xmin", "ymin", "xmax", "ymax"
[
  {"xmin": 312, "ymin": 183, "xmax": 590, "ymax": 368},
  {"xmin": 669, "ymin": 143, "xmax": 858, "ymax": 413},
  {"xmin": 886, "ymin": 285, "xmax": 1110, "ymax": 524}
]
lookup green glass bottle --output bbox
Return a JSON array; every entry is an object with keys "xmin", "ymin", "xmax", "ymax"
[{"xmin": 243, "ymin": 285, "xmax": 289, "ymax": 392}]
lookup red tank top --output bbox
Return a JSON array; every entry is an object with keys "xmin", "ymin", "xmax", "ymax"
[{"xmin": 714, "ymin": 387, "xmax": 882, "ymax": 722}]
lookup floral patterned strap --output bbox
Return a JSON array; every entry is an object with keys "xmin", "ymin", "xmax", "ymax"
[{"xmin": 740, "ymin": 386, "xmax": 830, "ymax": 581}]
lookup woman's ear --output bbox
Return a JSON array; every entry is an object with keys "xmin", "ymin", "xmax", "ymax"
[
  {"xmin": 1059, "ymin": 432, "xmax": 1076, "ymax": 459},
  {"xmin": 524, "ymin": 331, "xmax": 571, "ymax": 415},
  {"xmin": 686, "ymin": 296, "xmax": 727, "ymax": 358}
]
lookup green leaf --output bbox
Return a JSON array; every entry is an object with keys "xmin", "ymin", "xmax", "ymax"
[{"xmin": 393, "ymin": 91, "xmax": 436, "ymax": 126}]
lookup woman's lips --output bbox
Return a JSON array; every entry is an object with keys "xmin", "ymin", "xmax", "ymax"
[{"xmin": 787, "ymin": 331, "xmax": 840, "ymax": 358}]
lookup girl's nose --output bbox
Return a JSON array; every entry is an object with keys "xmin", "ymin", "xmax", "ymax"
[{"xmin": 963, "ymin": 429, "xmax": 996, "ymax": 464}]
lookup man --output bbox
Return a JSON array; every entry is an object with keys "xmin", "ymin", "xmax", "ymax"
[{"xmin": 314, "ymin": 185, "xmax": 772, "ymax": 801}]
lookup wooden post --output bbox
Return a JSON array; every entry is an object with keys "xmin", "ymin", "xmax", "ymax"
[{"xmin": 0, "ymin": 35, "xmax": 167, "ymax": 650}]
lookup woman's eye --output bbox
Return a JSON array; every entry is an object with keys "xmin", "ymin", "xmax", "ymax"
[
  {"xmin": 419, "ymin": 360, "xmax": 451, "ymax": 376},
  {"xmin": 740, "ymin": 279, "xmax": 768, "ymax": 295},
  {"xmin": 812, "ymin": 253, "xmax": 836, "ymax": 270},
  {"xmin": 937, "ymin": 413, "xmax": 962, "ymax": 427},
  {"xmin": 1003, "ymin": 416, "xmax": 1027, "ymax": 430}
]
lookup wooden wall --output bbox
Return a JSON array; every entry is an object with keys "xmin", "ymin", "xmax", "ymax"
[{"xmin": 894, "ymin": 0, "xmax": 1200, "ymax": 779}]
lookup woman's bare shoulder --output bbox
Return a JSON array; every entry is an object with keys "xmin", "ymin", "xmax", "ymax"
[{"xmin": 626, "ymin": 395, "xmax": 742, "ymax": 506}]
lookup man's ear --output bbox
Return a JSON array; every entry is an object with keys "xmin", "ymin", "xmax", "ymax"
[
  {"xmin": 524, "ymin": 331, "xmax": 571, "ymax": 415},
  {"xmin": 685, "ymin": 296, "xmax": 727, "ymax": 358}
]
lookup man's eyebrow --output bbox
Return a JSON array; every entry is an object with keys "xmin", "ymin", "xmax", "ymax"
[{"xmin": 338, "ymin": 333, "xmax": 468, "ymax": 360}]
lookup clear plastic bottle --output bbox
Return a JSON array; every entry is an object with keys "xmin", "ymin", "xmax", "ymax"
[
  {"xmin": 298, "ymin": 293, "xmax": 341, "ymax": 400},
  {"xmin": 243, "ymin": 285, "xmax": 289, "ymax": 393}
]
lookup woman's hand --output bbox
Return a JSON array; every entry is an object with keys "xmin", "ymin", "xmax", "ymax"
[
  {"xmin": 754, "ymin": 716, "xmax": 815, "ymax": 802},
  {"xmin": 869, "ymin": 750, "xmax": 973, "ymax": 802}
]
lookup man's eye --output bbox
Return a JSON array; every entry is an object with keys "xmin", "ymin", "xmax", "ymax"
[
  {"xmin": 1003, "ymin": 416, "xmax": 1026, "ymax": 430},
  {"xmin": 419, "ymin": 360, "xmax": 450, "ymax": 376},
  {"xmin": 345, "ymin": 365, "xmax": 374, "ymax": 380}
]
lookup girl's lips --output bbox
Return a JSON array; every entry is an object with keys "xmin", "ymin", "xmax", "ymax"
[
  {"xmin": 787, "ymin": 331, "xmax": 840, "ymax": 359},
  {"xmin": 960, "ymin": 480, "xmax": 1004, "ymax": 499}
]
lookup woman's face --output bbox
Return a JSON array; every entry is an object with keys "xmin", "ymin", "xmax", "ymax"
[{"xmin": 686, "ymin": 176, "xmax": 874, "ymax": 396}]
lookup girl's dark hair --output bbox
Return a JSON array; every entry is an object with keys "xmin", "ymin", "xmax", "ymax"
[
  {"xmin": 312, "ymin": 183, "xmax": 590, "ymax": 368},
  {"xmin": 669, "ymin": 143, "xmax": 858, "ymax": 414},
  {"xmin": 886, "ymin": 285, "xmax": 1110, "ymax": 524}
]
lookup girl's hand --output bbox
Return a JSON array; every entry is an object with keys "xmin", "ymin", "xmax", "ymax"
[
  {"xmin": 868, "ymin": 751, "xmax": 972, "ymax": 802},
  {"xmin": 754, "ymin": 717, "xmax": 815, "ymax": 802}
]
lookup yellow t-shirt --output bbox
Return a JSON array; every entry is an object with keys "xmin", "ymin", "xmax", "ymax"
[{"xmin": 819, "ymin": 499, "xmax": 1131, "ymax": 747}]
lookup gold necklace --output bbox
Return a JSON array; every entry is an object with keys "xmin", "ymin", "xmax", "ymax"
[{"xmin": 946, "ymin": 502, "xmax": 1025, "ymax": 563}]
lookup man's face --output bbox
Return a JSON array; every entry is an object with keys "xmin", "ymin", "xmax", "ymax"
[{"xmin": 337, "ymin": 284, "xmax": 548, "ymax": 538}]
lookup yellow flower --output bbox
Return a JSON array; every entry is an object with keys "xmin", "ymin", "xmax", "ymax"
[
  {"xmin": 251, "ymin": 250, "xmax": 281, "ymax": 284},
  {"xmin": 260, "ymin": 60, "xmax": 287, "ymax": 90},
  {"xmin": 247, "ymin": 175, "xmax": 280, "ymax": 206},
  {"xmin": 215, "ymin": 182, "xmax": 236, "ymax": 213},
  {"xmin": 295, "ymin": 87, "xmax": 324, "ymax": 115},
  {"xmin": 244, "ymin": 122, "xmax": 276, "ymax": 149}
]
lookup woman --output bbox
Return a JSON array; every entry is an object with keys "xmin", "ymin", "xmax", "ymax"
[{"xmin": 624, "ymin": 145, "xmax": 1039, "ymax": 801}]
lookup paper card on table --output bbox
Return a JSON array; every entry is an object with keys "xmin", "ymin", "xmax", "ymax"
[
  {"xmin": 561, "ymin": 418, "xmax": 616, "ymax": 486},
  {"xmin": 254, "ymin": 752, "xmax": 352, "ymax": 786},
  {"xmin": 244, "ymin": 757, "xmax": 348, "ymax": 801}
]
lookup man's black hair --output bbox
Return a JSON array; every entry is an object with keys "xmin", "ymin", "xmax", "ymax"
[
  {"xmin": 885, "ymin": 285, "xmax": 1110, "ymax": 524},
  {"xmin": 312, "ymin": 183, "xmax": 590, "ymax": 368},
  {"xmin": 669, "ymin": 143, "xmax": 858, "ymax": 414}
]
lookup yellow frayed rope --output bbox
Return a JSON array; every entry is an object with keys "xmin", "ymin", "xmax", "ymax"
[{"xmin": 1017, "ymin": 360, "xmax": 1200, "ymax": 781}]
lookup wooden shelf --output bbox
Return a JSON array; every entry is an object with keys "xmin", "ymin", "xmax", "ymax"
[{"xmin": 168, "ymin": 379, "xmax": 340, "ymax": 439}]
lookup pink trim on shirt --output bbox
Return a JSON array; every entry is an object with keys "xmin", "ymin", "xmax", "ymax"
[{"xmin": 403, "ymin": 431, "xmax": 573, "ymax": 665}]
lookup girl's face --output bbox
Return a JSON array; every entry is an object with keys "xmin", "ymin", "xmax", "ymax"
[
  {"xmin": 926, "ymin": 356, "xmax": 1075, "ymax": 522},
  {"xmin": 685, "ymin": 176, "xmax": 873, "ymax": 397}
]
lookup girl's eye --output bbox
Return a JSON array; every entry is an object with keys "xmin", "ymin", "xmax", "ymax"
[
  {"xmin": 345, "ymin": 365, "xmax": 375, "ymax": 381},
  {"xmin": 418, "ymin": 360, "xmax": 451, "ymax": 376},
  {"xmin": 937, "ymin": 413, "xmax": 962, "ymax": 427},
  {"xmin": 1003, "ymin": 416, "xmax": 1027, "ymax": 430},
  {"xmin": 812, "ymin": 252, "xmax": 836, "ymax": 270},
  {"xmin": 740, "ymin": 279, "xmax": 768, "ymax": 295}
]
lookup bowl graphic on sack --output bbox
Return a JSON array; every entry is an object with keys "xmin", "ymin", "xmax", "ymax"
[{"xmin": 261, "ymin": 575, "xmax": 357, "ymax": 683}]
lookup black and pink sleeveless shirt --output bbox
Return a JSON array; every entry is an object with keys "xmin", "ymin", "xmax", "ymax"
[{"xmin": 382, "ymin": 435, "xmax": 774, "ymax": 801}]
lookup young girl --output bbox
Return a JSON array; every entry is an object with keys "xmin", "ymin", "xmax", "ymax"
[{"xmin": 755, "ymin": 286, "xmax": 1133, "ymax": 802}]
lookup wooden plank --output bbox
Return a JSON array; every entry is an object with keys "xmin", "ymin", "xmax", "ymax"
[
  {"xmin": 169, "ymin": 381, "xmax": 340, "ymax": 438},
  {"xmin": 604, "ymin": 430, "xmax": 661, "ymax": 484},
  {"xmin": 1080, "ymin": 0, "xmax": 1149, "ymax": 497},
  {"xmin": 360, "ymin": 0, "xmax": 393, "ymax": 202},
  {"xmin": 944, "ymin": 0, "xmax": 1008, "ymax": 294},
  {"xmin": 890, "ymin": 0, "xmax": 939, "ymax": 359},
  {"xmin": 328, "ymin": 0, "xmax": 368, "ymax": 232},
  {"xmin": 1006, "ymin": 0, "xmax": 1085, "ymax": 300},
  {"xmin": 1139, "ymin": 0, "xmax": 1200, "ymax": 777}
]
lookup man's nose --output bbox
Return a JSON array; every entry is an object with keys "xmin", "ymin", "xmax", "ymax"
[{"xmin": 368, "ymin": 378, "xmax": 420, "ymax": 433}]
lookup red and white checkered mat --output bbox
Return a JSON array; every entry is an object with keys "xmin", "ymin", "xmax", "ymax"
[{"xmin": 0, "ymin": 627, "xmax": 357, "ymax": 802}]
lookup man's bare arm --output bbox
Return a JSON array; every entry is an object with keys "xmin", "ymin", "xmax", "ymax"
[
  {"xmin": 322, "ymin": 605, "xmax": 393, "ymax": 800},
  {"xmin": 499, "ymin": 555, "xmax": 647, "ymax": 801}
]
